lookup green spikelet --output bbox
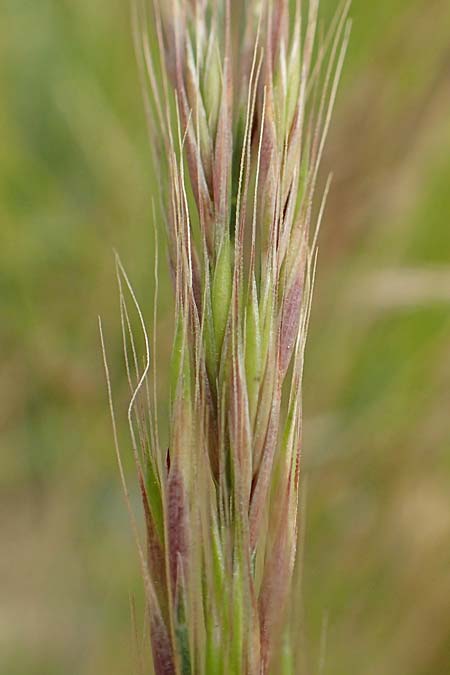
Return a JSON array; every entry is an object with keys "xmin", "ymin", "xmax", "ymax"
[
  {"xmin": 212, "ymin": 233, "xmax": 232, "ymax": 356},
  {"xmin": 245, "ymin": 276, "xmax": 262, "ymax": 428}
]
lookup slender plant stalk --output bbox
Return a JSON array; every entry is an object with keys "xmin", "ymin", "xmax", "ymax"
[{"xmin": 103, "ymin": 1, "xmax": 350, "ymax": 673}]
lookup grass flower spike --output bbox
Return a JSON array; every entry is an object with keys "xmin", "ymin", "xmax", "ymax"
[{"xmin": 104, "ymin": 1, "xmax": 351, "ymax": 673}]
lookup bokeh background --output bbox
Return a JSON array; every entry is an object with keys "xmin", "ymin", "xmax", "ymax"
[{"xmin": 1, "ymin": 1, "xmax": 450, "ymax": 673}]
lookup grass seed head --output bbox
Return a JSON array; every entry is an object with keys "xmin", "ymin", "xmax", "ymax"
[{"xmin": 120, "ymin": 1, "xmax": 351, "ymax": 672}]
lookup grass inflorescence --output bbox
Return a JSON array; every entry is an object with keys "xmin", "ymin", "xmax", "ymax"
[{"xmin": 102, "ymin": 1, "xmax": 350, "ymax": 672}]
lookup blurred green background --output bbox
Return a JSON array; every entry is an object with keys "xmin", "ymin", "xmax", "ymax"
[{"xmin": 1, "ymin": 1, "xmax": 449, "ymax": 673}]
